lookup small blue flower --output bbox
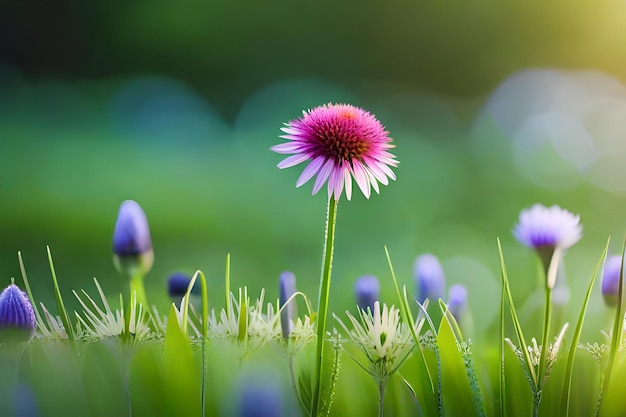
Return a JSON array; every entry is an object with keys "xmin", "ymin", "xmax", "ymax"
[
  {"xmin": 0, "ymin": 284, "xmax": 36, "ymax": 340},
  {"xmin": 279, "ymin": 271, "xmax": 297, "ymax": 339},
  {"xmin": 602, "ymin": 255, "xmax": 622, "ymax": 308},
  {"xmin": 447, "ymin": 284, "xmax": 468, "ymax": 323},
  {"xmin": 237, "ymin": 375, "xmax": 284, "ymax": 417},
  {"xmin": 354, "ymin": 275, "xmax": 380, "ymax": 312},
  {"xmin": 414, "ymin": 254, "xmax": 446, "ymax": 304},
  {"xmin": 112, "ymin": 200, "xmax": 154, "ymax": 276},
  {"xmin": 513, "ymin": 204, "xmax": 582, "ymax": 251},
  {"xmin": 167, "ymin": 273, "xmax": 200, "ymax": 298}
]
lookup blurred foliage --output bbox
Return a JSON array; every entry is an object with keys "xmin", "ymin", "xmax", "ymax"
[{"xmin": 1, "ymin": 2, "xmax": 626, "ymax": 117}]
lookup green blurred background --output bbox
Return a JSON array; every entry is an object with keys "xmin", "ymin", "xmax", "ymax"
[{"xmin": 2, "ymin": 1, "xmax": 626, "ymax": 340}]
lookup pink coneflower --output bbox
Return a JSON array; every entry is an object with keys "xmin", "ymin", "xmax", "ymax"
[{"xmin": 271, "ymin": 103, "xmax": 398, "ymax": 201}]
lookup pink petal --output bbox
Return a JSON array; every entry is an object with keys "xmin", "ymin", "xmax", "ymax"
[
  {"xmin": 344, "ymin": 167, "xmax": 353, "ymax": 201},
  {"xmin": 277, "ymin": 153, "xmax": 310, "ymax": 169},
  {"xmin": 271, "ymin": 142, "xmax": 302, "ymax": 154},
  {"xmin": 329, "ymin": 166, "xmax": 345, "ymax": 200},
  {"xmin": 366, "ymin": 169, "xmax": 380, "ymax": 194},
  {"xmin": 377, "ymin": 162, "xmax": 397, "ymax": 181},
  {"xmin": 278, "ymin": 134, "xmax": 302, "ymax": 141},
  {"xmin": 280, "ymin": 126, "xmax": 301, "ymax": 135},
  {"xmin": 366, "ymin": 162, "xmax": 389, "ymax": 185},
  {"xmin": 312, "ymin": 159, "xmax": 335, "ymax": 195},
  {"xmin": 352, "ymin": 161, "xmax": 371, "ymax": 199},
  {"xmin": 296, "ymin": 157, "xmax": 325, "ymax": 187}
]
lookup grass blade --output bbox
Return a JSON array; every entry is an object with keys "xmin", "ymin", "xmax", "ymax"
[
  {"xmin": 597, "ymin": 237, "xmax": 626, "ymax": 416},
  {"xmin": 47, "ymin": 246, "xmax": 74, "ymax": 340},
  {"xmin": 225, "ymin": 253, "xmax": 231, "ymax": 321},
  {"xmin": 17, "ymin": 251, "xmax": 46, "ymax": 331},
  {"xmin": 497, "ymin": 238, "xmax": 536, "ymax": 386},
  {"xmin": 385, "ymin": 246, "xmax": 439, "ymax": 417},
  {"xmin": 499, "ymin": 258, "xmax": 506, "ymax": 417},
  {"xmin": 562, "ymin": 237, "xmax": 609, "ymax": 416}
]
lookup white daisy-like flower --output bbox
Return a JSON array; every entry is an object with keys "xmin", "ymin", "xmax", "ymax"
[
  {"xmin": 276, "ymin": 315, "xmax": 316, "ymax": 357},
  {"xmin": 73, "ymin": 278, "xmax": 153, "ymax": 342},
  {"xmin": 335, "ymin": 301, "xmax": 415, "ymax": 384},
  {"xmin": 506, "ymin": 323, "xmax": 569, "ymax": 371},
  {"xmin": 208, "ymin": 289, "xmax": 281, "ymax": 359}
]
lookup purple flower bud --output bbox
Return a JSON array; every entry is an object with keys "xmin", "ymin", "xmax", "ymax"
[
  {"xmin": 447, "ymin": 284, "xmax": 468, "ymax": 323},
  {"xmin": 237, "ymin": 375, "xmax": 284, "ymax": 417},
  {"xmin": 0, "ymin": 284, "xmax": 36, "ymax": 341},
  {"xmin": 354, "ymin": 275, "xmax": 380, "ymax": 312},
  {"xmin": 602, "ymin": 255, "xmax": 622, "ymax": 308},
  {"xmin": 279, "ymin": 271, "xmax": 297, "ymax": 339},
  {"xmin": 167, "ymin": 273, "xmax": 200, "ymax": 298},
  {"xmin": 414, "ymin": 254, "xmax": 446, "ymax": 304},
  {"xmin": 112, "ymin": 200, "xmax": 154, "ymax": 276}
]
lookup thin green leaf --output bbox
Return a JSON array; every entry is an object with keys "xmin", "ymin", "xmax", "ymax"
[
  {"xmin": 438, "ymin": 299, "xmax": 464, "ymax": 342},
  {"xmin": 597, "ymin": 237, "xmax": 626, "ymax": 417},
  {"xmin": 191, "ymin": 270, "xmax": 210, "ymax": 417},
  {"xmin": 17, "ymin": 251, "xmax": 46, "ymax": 332},
  {"xmin": 47, "ymin": 246, "xmax": 74, "ymax": 340},
  {"xmin": 311, "ymin": 197, "xmax": 338, "ymax": 417},
  {"xmin": 562, "ymin": 237, "xmax": 609, "ymax": 416},
  {"xmin": 238, "ymin": 287, "xmax": 248, "ymax": 343},
  {"xmin": 398, "ymin": 372, "xmax": 422, "ymax": 416},
  {"xmin": 225, "ymin": 253, "xmax": 231, "ymax": 321},
  {"xmin": 180, "ymin": 272, "xmax": 199, "ymax": 337},
  {"xmin": 439, "ymin": 300, "xmax": 487, "ymax": 417},
  {"xmin": 499, "ymin": 260, "xmax": 506, "ymax": 417},
  {"xmin": 437, "ymin": 311, "xmax": 481, "ymax": 417},
  {"xmin": 497, "ymin": 238, "xmax": 536, "ymax": 386},
  {"xmin": 163, "ymin": 305, "xmax": 200, "ymax": 416},
  {"xmin": 385, "ymin": 246, "xmax": 439, "ymax": 417}
]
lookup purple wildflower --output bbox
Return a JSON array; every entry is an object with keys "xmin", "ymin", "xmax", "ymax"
[
  {"xmin": 279, "ymin": 271, "xmax": 297, "ymax": 339},
  {"xmin": 513, "ymin": 204, "xmax": 582, "ymax": 251},
  {"xmin": 447, "ymin": 284, "xmax": 468, "ymax": 323},
  {"xmin": 0, "ymin": 284, "xmax": 36, "ymax": 340},
  {"xmin": 513, "ymin": 204, "xmax": 582, "ymax": 288},
  {"xmin": 415, "ymin": 254, "xmax": 446, "ymax": 304},
  {"xmin": 354, "ymin": 275, "xmax": 380, "ymax": 313},
  {"xmin": 271, "ymin": 103, "xmax": 398, "ymax": 201},
  {"xmin": 602, "ymin": 255, "xmax": 623, "ymax": 307}
]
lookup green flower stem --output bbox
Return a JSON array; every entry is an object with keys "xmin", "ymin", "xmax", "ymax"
[
  {"xmin": 534, "ymin": 249, "xmax": 560, "ymax": 415},
  {"xmin": 124, "ymin": 271, "xmax": 148, "ymax": 336},
  {"xmin": 311, "ymin": 197, "xmax": 338, "ymax": 417},
  {"xmin": 130, "ymin": 272, "xmax": 148, "ymax": 311},
  {"xmin": 378, "ymin": 380, "xmax": 387, "ymax": 417},
  {"xmin": 534, "ymin": 286, "xmax": 552, "ymax": 417},
  {"xmin": 288, "ymin": 355, "xmax": 299, "ymax": 404}
]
